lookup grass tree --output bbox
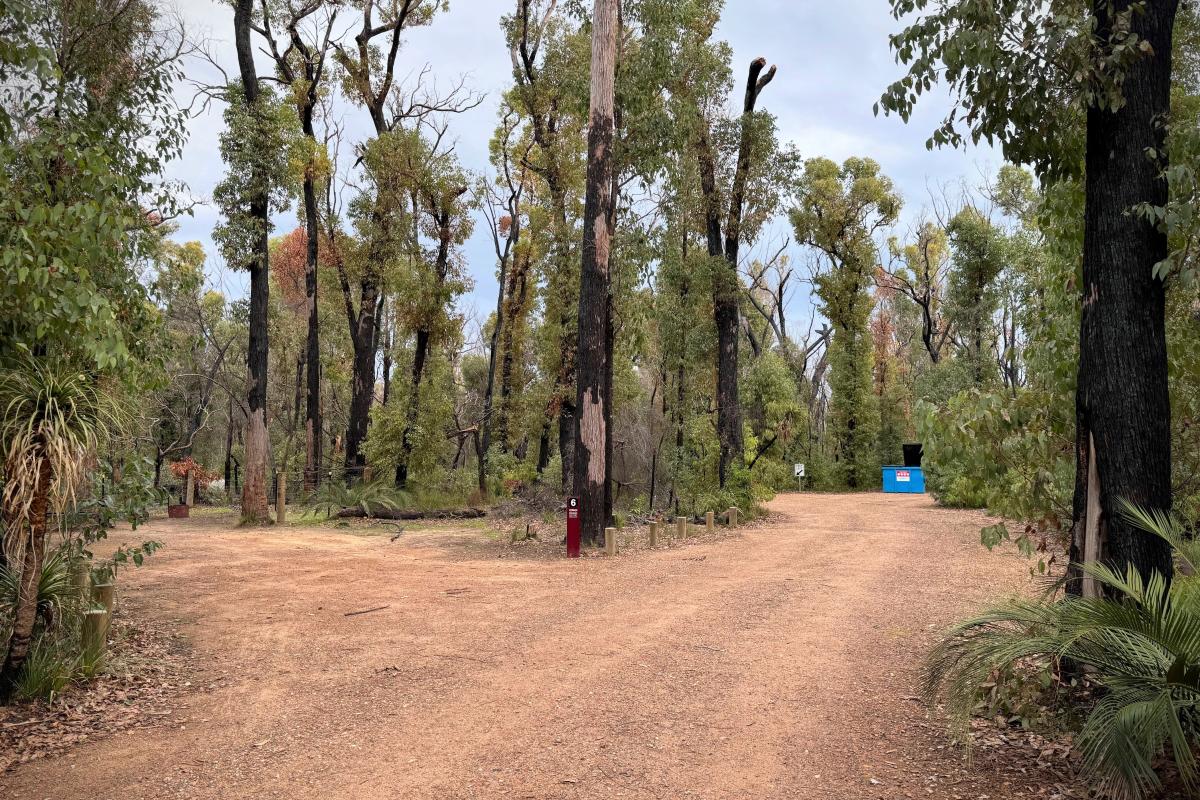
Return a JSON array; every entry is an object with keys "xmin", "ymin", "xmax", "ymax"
[{"xmin": 0, "ymin": 362, "xmax": 115, "ymax": 703}]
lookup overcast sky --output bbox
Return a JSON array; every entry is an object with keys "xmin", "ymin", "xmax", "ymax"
[{"xmin": 169, "ymin": 0, "xmax": 997, "ymax": 338}]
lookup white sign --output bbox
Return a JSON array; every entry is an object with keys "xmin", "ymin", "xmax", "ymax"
[
  {"xmin": 896, "ymin": 470, "xmax": 910, "ymax": 482},
  {"xmin": 794, "ymin": 463, "xmax": 805, "ymax": 478}
]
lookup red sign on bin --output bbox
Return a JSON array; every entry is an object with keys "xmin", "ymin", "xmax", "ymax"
[
  {"xmin": 566, "ymin": 497, "xmax": 581, "ymax": 558},
  {"xmin": 896, "ymin": 470, "xmax": 910, "ymax": 482}
]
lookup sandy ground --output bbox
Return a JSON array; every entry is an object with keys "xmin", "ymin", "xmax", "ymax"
[{"xmin": 0, "ymin": 492, "xmax": 1075, "ymax": 800}]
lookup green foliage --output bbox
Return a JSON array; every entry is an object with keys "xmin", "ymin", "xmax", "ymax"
[
  {"xmin": 14, "ymin": 632, "xmax": 76, "ymax": 701},
  {"xmin": 308, "ymin": 481, "xmax": 409, "ymax": 519},
  {"xmin": 0, "ymin": 549, "xmax": 75, "ymax": 633},
  {"xmin": 0, "ymin": 0, "xmax": 185, "ymax": 370},
  {"xmin": 926, "ymin": 503, "xmax": 1200, "ymax": 799},
  {"xmin": 212, "ymin": 83, "xmax": 301, "ymax": 271},
  {"xmin": 792, "ymin": 157, "xmax": 898, "ymax": 489},
  {"xmin": 918, "ymin": 389, "xmax": 1074, "ymax": 526}
]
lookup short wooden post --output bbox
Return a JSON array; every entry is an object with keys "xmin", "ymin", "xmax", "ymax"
[
  {"xmin": 185, "ymin": 469, "xmax": 195, "ymax": 507},
  {"xmin": 676, "ymin": 516, "xmax": 686, "ymax": 539},
  {"xmin": 92, "ymin": 582, "xmax": 115, "ymax": 614},
  {"xmin": 81, "ymin": 608, "xmax": 109, "ymax": 667},
  {"xmin": 728, "ymin": 507, "xmax": 739, "ymax": 528},
  {"xmin": 604, "ymin": 527, "xmax": 617, "ymax": 556},
  {"xmin": 71, "ymin": 559, "xmax": 91, "ymax": 595},
  {"xmin": 648, "ymin": 522, "xmax": 658, "ymax": 548},
  {"xmin": 276, "ymin": 470, "xmax": 286, "ymax": 524},
  {"xmin": 705, "ymin": 511, "xmax": 715, "ymax": 534}
]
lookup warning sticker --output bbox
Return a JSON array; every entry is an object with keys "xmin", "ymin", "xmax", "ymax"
[{"xmin": 896, "ymin": 470, "xmax": 910, "ymax": 482}]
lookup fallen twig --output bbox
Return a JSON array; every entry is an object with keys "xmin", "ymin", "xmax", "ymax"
[{"xmin": 343, "ymin": 605, "xmax": 390, "ymax": 617}]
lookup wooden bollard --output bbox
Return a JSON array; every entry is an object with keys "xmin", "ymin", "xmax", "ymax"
[
  {"xmin": 92, "ymin": 582, "xmax": 114, "ymax": 614},
  {"xmin": 604, "ymin": 527, "xmax": 617, "ymax": 556},
  {"xmin": 71, "ymin": 559, "xmax": 91, "ymax": 594},
  {"xmin": 185, "ymin": 469, "xmax": 195, "ymax": 507},
  {"xmin": 276, "ymin": 471, "xmax": 287, "ymax": 524},
  {"xmin": 705, "ymin": 511, "xmax": 715, "ymax": 534},
  {"xmin": 728, "ymin": 507, "xmax": 739, "ymax": 528},
  {"xmin": 648, "ymin": 522, "xmax": 658, "ymax": 548},
  {"xmin": 81, "ymin": 609, "xmax": 109, "ymax": 666},
  {"xmin": 676, "ymin": 516, "xmax": 686, "ymax": 539}
]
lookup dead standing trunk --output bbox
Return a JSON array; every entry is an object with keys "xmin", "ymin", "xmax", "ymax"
[
  {"xmin": 572, "ymin": 0, "xmax": 619, "ymax": 547},
  {"xmin": 1068, "ymin": 0, "xmax": 1176, "ymax": 593},
  {"xmin": 694, "ymin": 57, "xmax": 776, "ymax": 488}
]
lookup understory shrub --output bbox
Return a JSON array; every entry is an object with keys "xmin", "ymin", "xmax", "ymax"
[{"xmin": 925, "ymin": 502, "xmax": 1200, "ymax": 800}]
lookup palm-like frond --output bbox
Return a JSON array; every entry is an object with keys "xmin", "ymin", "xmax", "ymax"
[
  {"xmin": 0, "ymin": 359, "xmax": 119, "ymax": 563},
  {"xmin": 0, "ymin": 547, "xmax": 77, "ymax": 632},
  {"xmin": 308, "ymin": 481, "xmax": 409, "ymax": 519},
  {"xmin": 925, "ymin": 503, "xmax": 1200, "ymax": 800}
]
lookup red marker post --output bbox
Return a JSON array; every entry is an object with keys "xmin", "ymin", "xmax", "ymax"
[{"xmin": 566, "ymin": 497, "xmax": 581, "ymax": 558}]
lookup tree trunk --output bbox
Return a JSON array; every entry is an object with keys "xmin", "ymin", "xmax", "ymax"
[
  {"xmin": 479, "ymin": 247, "xmax": 508, "ymax": 491},
  {"xmin": 694, "ymin": 58, "xmax": 775, "ymax": 488},
  {"xmin": 535, "ymin": 421, "xmax": 551, "ymax": 478},
  {"xmin": 395, "ymin": 328, "xmax": 430, "ymax": 488},
  {"xmin": 224, "ymin": 396, "xmax": 235, "ymax": 500},
  {"xmin": 301, "ymin": 72, "xmax": 323, "ymax": 495},
  {"xmin": 572, "ymin": 0, "xmax": 619, "ymax": 547},
  {"xmin": 344, "ymin": 279, "xmax": 379, "ymax": 484},
  {"xmin": 235, "ymin": 0, "xmax": 272, "ymax": 524},
  {"xmin": 0, "ymin": 453, "xmax": 52, "ymax": 703},
  {"xmin": 497, "ymin": 257, "xmax": 530, "ymax": 452},
  {"xmin": 1069, "ymin": 0, "xmax": 1177, "ymax": 589}
]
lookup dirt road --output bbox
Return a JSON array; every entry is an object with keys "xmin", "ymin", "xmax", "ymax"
[{"xmin": 1, "ymin": 493, "xmax": 1070, "ymax": 799}]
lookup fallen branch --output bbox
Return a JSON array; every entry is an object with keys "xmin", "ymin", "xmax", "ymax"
[
  {"xmin": 344, "ymin": 605, "xmax": 390, "ymax": 617},
  {"xmin": 334, "ymin": 507, "xmax": 487, "ymax": 520}
]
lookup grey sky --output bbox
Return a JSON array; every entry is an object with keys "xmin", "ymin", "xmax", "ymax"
[{"xmin": 169, "ymin": 0, "xmax": 996, "ymax": 339}]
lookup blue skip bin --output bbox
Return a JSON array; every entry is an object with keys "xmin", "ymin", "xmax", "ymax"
[{"xmin": 883, "ymin": 466, "xmax": 925, "ymax": 493}]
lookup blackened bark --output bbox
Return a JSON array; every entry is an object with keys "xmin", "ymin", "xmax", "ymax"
[
  {"xmin": 535, "ymin": 421, "xmax": 550, "ymax": 478},
  {"xmin": 344, "ymin": 278, "xmax": 379, "ymax": 484},
  {"xmin": 694, "ymin": 57, "xmax": 775, "ymax": 487},
  {"xmin": 1071, "ymin": 0, "xmax": 1177, "ymax": 587},
  {"xmin": 234, "ymin": 0, "xmax": 271, "ymax": 523},
  {"xmin": 480, "ymin": 235, "xmax": 510, "ymax": 488},
  {"xmin": 497, "ymin": 256, "xmax": 531, "ymax": 451},
  {"xmin": 224, "ymin": 396, "xmax": 235, "ymax": 498},
  {"xmin": 573, "ymin": 0, "xmax": 618, "ymax": 546},
  {"xmin": 396, "ymin": 190, "xmax": 464, "ymax": 488},
  {"xmin": 395, "ymin": 328, "xmax": 430, "ymax": 488}
]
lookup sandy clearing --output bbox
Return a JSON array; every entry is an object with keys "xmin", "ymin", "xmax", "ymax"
[{"xmin": 0, "ymin": 493, "xmax": 1071, "ymax": 800}]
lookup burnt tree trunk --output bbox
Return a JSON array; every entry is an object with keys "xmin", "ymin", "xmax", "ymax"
[
  {"xmin": 234, "ymin": 0, "xmax": 272, "ymax": 523},
  {"xmin": 572, "ymin": 0, "xmax": 619, "ymax": 547},
  {"xmin": 1069, "ymin": 0, "xmax": 1176, "ymax": 592},
  {"xmin": 395, "ymin": 328, "xmax": 430, "ymax": 488},
  {"xmin": 694, "ymin": 57, "xmax": 775, "ymax": 487},
  {"xmin": 343, "ymin": 277, "xmax": 380, "ymax": 484},
  {"xmin": 300, "ymin": 90, "xmax": 322, "ymax": 493},
  {"xmin": 497, "ymin": 256, "xmax": 530, "ymax": 452},
  {"xmin": 396, "ymin": 190, "xmax": 464, "ymax": 488},
  {"xmin": 224, "ymin": 396, "xmax": 235, "ymax": 499}
]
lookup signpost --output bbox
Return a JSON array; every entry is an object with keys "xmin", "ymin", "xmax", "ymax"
[
  {"xmin": 566, "ymin": 497, "xmax": 581, "ymax": 558},
  {"xmin": 794, "ymin": 462, "xmax": 805, "ymax": 491}
]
